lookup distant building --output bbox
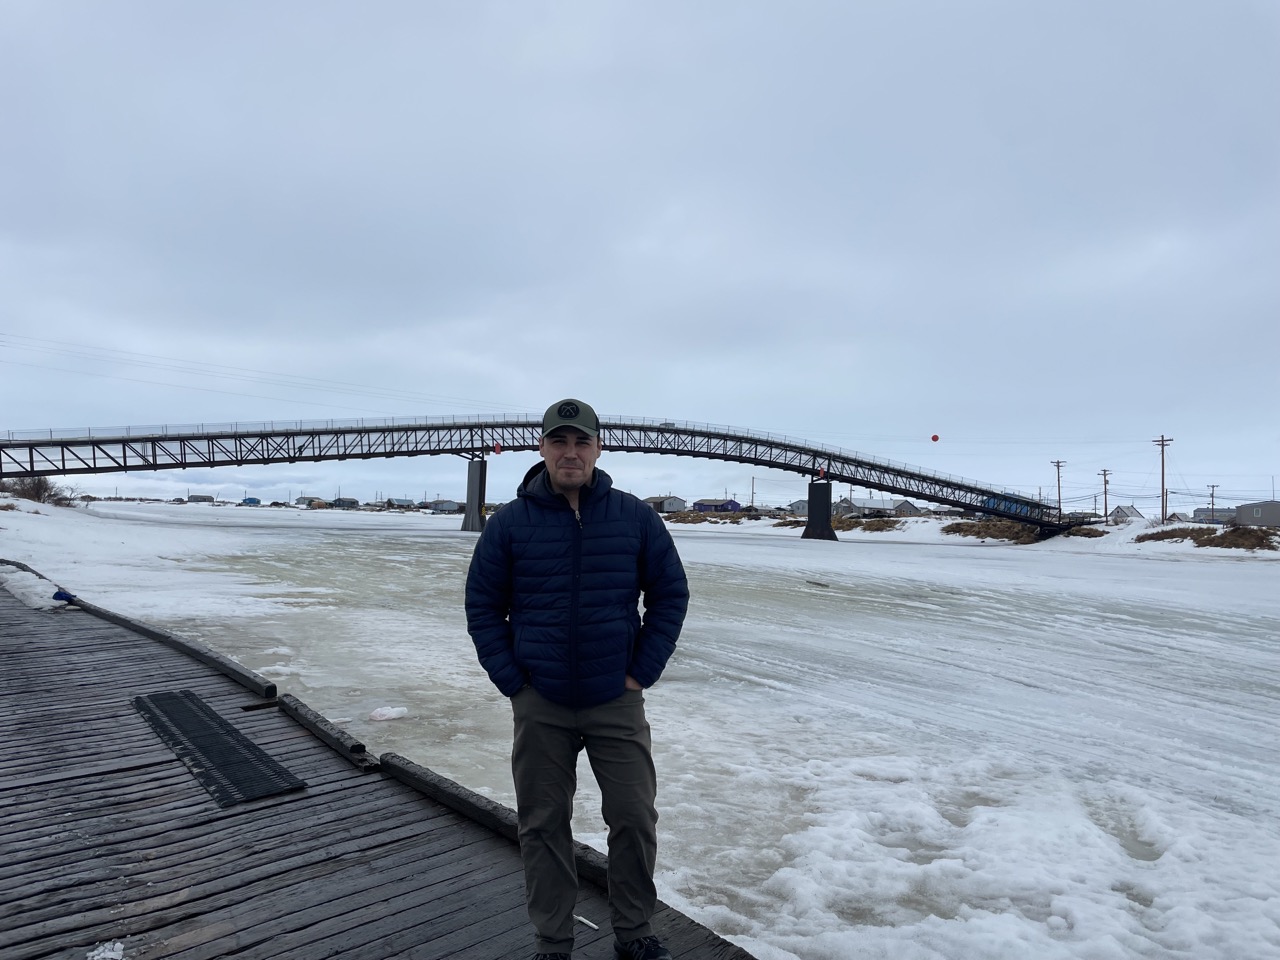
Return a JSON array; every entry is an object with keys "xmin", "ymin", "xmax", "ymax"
[
  {"xmin": 1110, "ymin": 505, "xmax": 1144, "ymax": 522},
  {"xmin": 788, "ymin": 499, "xmax": 808, "ymax": 516},
  {"xmin": 240, "ymin": 497, "xmax": 261, "ymax": 506},
  {"xmin": 643, "ymin": 495, "xmax": 687, "ymax": 513},
  {"xmin": 1193, "ymin": 506, "xmax": 1233, "ymax": 523},
  {"xmin": 425, "ymin": 499, "xmax": 461, "ymax": 513},
  {"xmin": 384, "ymin": 498, "xmax": 416, "ymax": 510},
  {"xmin": 693, "ymin": 498, "xmax": 741, "ymax": 513},
  {"xmin": 1166, "ymin": 512, "xmax": 1194, "ymax": 523},
  {"xmin": 836, "ymin": 497, "xmax": 922, "ymax": 518},
  {"xmin": 331, "ymin": 497, "xmax": 359, "ymax": 510},
  {"xmin": 294, "ymin": 496, "xmax": 317, "ymax": 506},
  {"xmin": 1064, "ymin": 511, "xmax": 1102, "ymax": 522},
  {"xmin": 188, "ymin": 494, "xmax": 214, "ymax": 503},
  {"xmin": 1233, "ymin": 500, "xmax": 1280, "ymax": 528}
]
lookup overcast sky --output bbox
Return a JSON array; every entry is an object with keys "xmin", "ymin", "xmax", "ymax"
[{"xmin": 3, "ymin": 1, "xmax": 1277, "ymax": 512}]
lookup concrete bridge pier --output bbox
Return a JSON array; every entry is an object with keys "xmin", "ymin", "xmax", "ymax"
[
  {"xmin": 802, "ymin": 480, "xmax": 838, "ymax": 541},
  {"xmin": 462, "ymin": 458, "xmax": 487, "ymax": 532}
]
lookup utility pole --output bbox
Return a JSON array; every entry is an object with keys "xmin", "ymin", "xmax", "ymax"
[
  {"xmin": 1098, "ymin": 469, "xmax": 1110, "ymax": 523},
  {"xmin": 1051, "ymin": 460, "xmax": 1066, "ymax": 514},
  {"xmin": 1152, "ymin": 436, "xmax": 1173, "ymax": 522},
  {"xmin": 1208, "ymin": 483, "xmax": 1218, "ymax": 522}
]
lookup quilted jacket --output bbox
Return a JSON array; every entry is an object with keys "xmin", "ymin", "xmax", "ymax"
[{"xmin": 465, "ymin": 463, "xmax": 689, "ymax": 708}]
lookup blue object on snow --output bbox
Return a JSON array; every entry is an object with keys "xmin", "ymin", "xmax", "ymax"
[{"xmin": 52, "ymin": 589, "xmax": 77, "ymax": 603}]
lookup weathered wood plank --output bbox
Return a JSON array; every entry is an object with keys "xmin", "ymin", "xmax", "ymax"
[
  {"xmin": 138, "ymin": 835, "xmax": 523, "ymax": 960},
  {"xmin": 0, "ymin": 579, "xmax": 758, "ymax": 960}
]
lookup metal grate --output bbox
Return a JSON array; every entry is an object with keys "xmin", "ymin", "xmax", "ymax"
[{"xmin": 133, "ymin": 689, "xmax": 306, "ymax": 807}]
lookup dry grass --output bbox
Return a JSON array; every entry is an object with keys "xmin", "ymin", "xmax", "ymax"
[
  {"xmin": 1214, "ymin": 527, "xmax": 1280, "ymax": 550},
  {"xmin": 1135, "ymin": 526, "xmax": 1218, "ymax": 546},
  {"xmin": 666, "ymin": 510, "xmax": 769, "ymax": 525},
  {"xmin": 770, "ymin": 516, "xmax": 902, "ymax": 532},
  {"xmin": 1136, "ymin": 525, "xmax": 1278, "ymax": 551},
  {"xmin": 860, "ymin": 517, "xmax": 902, "ymax": 532},
  {"xmin": 0, "ymin": 502, "xmax": 17, "ymax": 512},
  {"xmin": 676, "ymin": 511, "xmax": 1278, "ymax": 551},
  {"xmin": 942, "ymin": 519, "xmax": 1044, "ymax": 545},
  {"xmin": 1062, "ymin": 525, "xmax": 1106, "ymax": 538}
]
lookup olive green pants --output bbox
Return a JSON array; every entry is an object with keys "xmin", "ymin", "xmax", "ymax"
[{"xmin": 510, "ymin": 686, "xmax": 659, "ymax": 955}]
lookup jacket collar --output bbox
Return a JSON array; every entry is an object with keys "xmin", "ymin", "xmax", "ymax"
[{"xmin": 518, "ymin": 463, "xmax": 611, "ymax": 508}]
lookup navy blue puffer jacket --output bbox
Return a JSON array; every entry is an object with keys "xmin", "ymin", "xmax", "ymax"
[{"xmin": 465, "ymin": 463, "xmax": 689, "ymax": 708}]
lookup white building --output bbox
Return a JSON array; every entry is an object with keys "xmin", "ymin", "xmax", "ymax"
[
  {"xmin": 643, "ymin": 496, "xmax": 687, "ymax": 513},
  {"xmin": 1233, "ymin": 500, "xmax": 1280, "ymax": 528},
  {"xmin": 1110, "ymin": 505, "xmax": 1144, "ymax": 522}
]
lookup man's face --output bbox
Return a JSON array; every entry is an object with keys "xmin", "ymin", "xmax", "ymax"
[{"xmin": 539, "ymin": 427, "xmax": 602, "ymax": 495}]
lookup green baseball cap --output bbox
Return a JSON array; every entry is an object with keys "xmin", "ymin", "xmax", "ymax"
[{"xmin": 541, "ymin": 399, "xmax": 600, "ymax": 438}]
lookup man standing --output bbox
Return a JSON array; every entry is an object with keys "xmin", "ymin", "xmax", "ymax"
[{"xmin": 466, "ymin": 399, "xmax": 689, "ymax": 960}]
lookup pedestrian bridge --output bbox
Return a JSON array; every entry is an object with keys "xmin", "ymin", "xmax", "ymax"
[{"xmin": 0, "ymin": 413, "xmax": 1076, "ymax": 530}]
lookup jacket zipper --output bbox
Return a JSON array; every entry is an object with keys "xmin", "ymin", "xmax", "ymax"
[{"xmin": 569, "ymin": 507, "xmax": 583, "ymax": 699}]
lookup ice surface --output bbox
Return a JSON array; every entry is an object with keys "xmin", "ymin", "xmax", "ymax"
[{"xmin": 3, "ymin": 496, "xmax": 1278, "ymax": 959}]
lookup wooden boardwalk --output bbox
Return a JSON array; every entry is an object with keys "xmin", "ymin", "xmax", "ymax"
[{"xmin": 0, "ymin": 573, "xmax": 756, "ymax": 960}]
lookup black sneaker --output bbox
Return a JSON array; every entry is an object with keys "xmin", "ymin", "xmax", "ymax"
[
  {"xmin": 533, "ymin": 953, "xmax": 571, "ymax": 960},
  {"xmin": 614, "ymin": 935, "xmax": 673, "ymax": 960}
]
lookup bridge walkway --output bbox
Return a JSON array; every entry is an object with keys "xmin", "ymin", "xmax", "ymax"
[
  {"xmin": 0, "ymin": 581, "xmax": 754, "ymax": 960},
  {"xmin": 0, "ymin": 415, "xmax": 1073, "ymax": 530}
]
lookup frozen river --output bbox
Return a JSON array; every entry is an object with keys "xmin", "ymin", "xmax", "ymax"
[{"xmin": 3, "ymin": 500, "xmax": 1278, "ymax": 959}]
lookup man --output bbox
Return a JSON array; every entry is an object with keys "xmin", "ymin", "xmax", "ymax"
[{"xmin": 466, "ymin": 398, "xmax": 689, "ymax": 960}]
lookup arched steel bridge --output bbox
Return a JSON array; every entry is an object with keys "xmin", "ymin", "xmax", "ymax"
[{"xmin": 1, "ymin": 414, "xmax": 1078, "ymax": 530}]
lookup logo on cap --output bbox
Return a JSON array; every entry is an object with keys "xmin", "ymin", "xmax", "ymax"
[{"xmin": 558, "ymin": 402, "xmax": 580, "ymax": 419}]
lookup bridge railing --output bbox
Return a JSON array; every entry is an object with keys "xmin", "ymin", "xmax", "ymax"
[
  {"xmin": 0, "ymin": 413, "xmax": 541, "ymax": 444},
  {"xmin": 609, "ymin": 416, "xmax": 1046, "ymax": 505},
  {"xmin": 3, "ymin": 413, "xmax": 1046, "ymax": 508}
]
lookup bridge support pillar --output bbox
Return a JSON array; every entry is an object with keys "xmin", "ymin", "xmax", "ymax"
[
  {"xmin": 801, "ymin": 481, "xmax": 838, "ymax": 541},
  {"xmin": 462, "ymin": 459, "xmax": 487, "ymax": 532}
]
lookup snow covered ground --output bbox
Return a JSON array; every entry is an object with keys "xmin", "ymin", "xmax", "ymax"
[{"xmin": 2, "ymin": 496, "xmax": 1278, "ymax": 960}]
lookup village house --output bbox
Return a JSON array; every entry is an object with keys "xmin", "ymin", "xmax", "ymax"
[
  {"xmin": 643, "ymin": 495, "xmax": 687, "ymax": 513},
  {"xmin": 836, "ymin": 497, "xmax": 922, "ymax": 518},
  {"xmin": 1109, "ymin": 505, "xmax": 1144, "ymax": 523},
  {"xmin": 1193, "ymin": 506, "xmax": 1232, "ymax": 523},
  {"xmin": 1233, "ymin": 500, "xmax": 1280, "ymax": 528},
  {"xmin": 423, "ymin": 499, "xmax": 461, "ymax": 513},
  {"xmin": 694, "ymin": 498, "xmax": 741, "ymax": 513}
]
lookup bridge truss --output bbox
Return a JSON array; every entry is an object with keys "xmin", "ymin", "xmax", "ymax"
[{"xmin": 1, "ymin": 415, "xmax": 1073, "ymax": 530}]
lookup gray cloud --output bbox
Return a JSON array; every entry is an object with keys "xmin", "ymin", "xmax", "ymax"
[{"xmin": 2, "ymin": 1, "xmax": 1277, "ymax": 509}]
